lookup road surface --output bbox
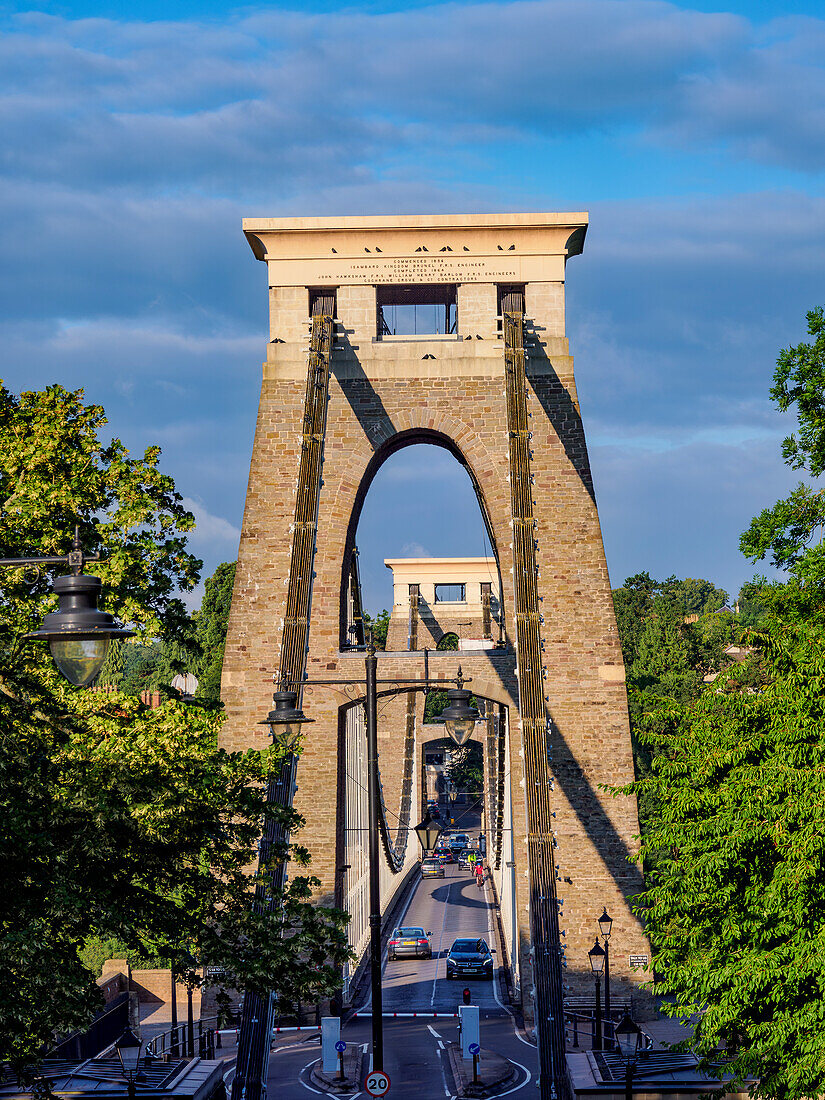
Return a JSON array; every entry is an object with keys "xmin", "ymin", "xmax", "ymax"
[{"xmin": 259, "ymin": 807, "xmax": 539, "ymax": 1099}]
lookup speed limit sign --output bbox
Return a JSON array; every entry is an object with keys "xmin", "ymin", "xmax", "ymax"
[{"xmin": 364, "ymin": 1069, "xmax": 391, "ymax": 1097}]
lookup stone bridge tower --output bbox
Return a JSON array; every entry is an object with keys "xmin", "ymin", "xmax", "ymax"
[{"xmin": 219, "ymin": 215, "xmax": 649, "ymax": 1034}]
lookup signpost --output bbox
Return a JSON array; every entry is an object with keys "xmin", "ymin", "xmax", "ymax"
[
  {"xmin": 364, "ymin": 1070, "xmax": 391, "ymax": 1097},
  {"xmin": 469, "ymin": 1042, "xmax": 481, "ymax": 1085},
  {"xmin": 335, "ymin": 1040, "xmax": 346, "ymax": 1081}
]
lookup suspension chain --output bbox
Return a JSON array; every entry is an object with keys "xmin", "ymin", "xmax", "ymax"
[{"xmin": 502, "ymin": 295, "xmax": 571, "ymax": 1100}]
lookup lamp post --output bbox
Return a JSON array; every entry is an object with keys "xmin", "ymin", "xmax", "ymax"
[
  {"xmin": 230, "ymin": 685, "xmax": 310, "ymax": 1100},
  {"xmin": 614, "ymin": 1012, "xmax": 643, "ymax": 1100},
  {"xmin": 114, "ymin": 1026, "xmax": 144, "ymax": 1100},
  {"xmin": 588, "ymin": 938, "xmax": 605, "ymax": 1051},
  {"xmin": 0, "ymin": 527, "xmax": 133, "ymax": 684},
  {"xmin": 597, "ymin": 907, "xmax": 613, "ymax": 1048}
]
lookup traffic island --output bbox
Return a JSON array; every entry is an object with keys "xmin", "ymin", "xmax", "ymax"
[
  {"xmin": 309, "ymin": 1046, "xmax": 365, "ymax": 1094},
  {"xmin": 446, "ymin": 1042, "xmax": 517, "ymax": 1098}
]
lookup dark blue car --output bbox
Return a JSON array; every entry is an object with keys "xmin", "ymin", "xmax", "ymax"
[{"xmin": 445, "ymin": 937, "xmax": 495, "ymax": 979}]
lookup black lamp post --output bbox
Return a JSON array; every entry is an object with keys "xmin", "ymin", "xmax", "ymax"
[
  {"xmin": 597, "ymin": 906, "xmax": 613, "ymax": 1047},
  {"xmin": 114, "ymin": 1025, "xmax": 144, "ymax": 1100},
  {"xmin": 0, "ymin": 527, "xmax": 133, "ymax": 685},
  {"xmin": 231, "ymin": 684, "xmax": 309, "ymax": 1100},
  {"xmin": 615, "ymin": 1012, "xmax": 643, "ymax": 1100},
  {"xmin": 414, "ymin": 811, "xmax": 442, "ymax": 855},
  {"xmin": 588, "ymin": 938, "xmax": 605, "ymax": 1050}
]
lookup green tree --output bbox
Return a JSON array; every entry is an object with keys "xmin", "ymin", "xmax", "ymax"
[
  {"xmin": 97, "ymin": 637, "xmax": 125, "ymax": 690},
  {"xmin": 0, "ymin": 384, "xmax": 350, "ymax": 1072},
  {"xmin": 120, "ymin": 641, "xmax": 162, "ymax": 695},
  {"xmin": 363, "ymin": 608, "xmax": 390, "ymax": 650},
  {"xmin": 741, "ymin": 308, "xmax": 825, "ymax": 586},
  {"xmin": 445, "ymin": 741, "xmax": 483, "ymax": 797},
  {"xmin": 621, "ymin": 604, "xmax": 825, "ymax": 1098},
  {"xmin": 424, "ymin": 631, "xmax": 460, "ymax": 722},
  {"xmin": 194, "ymin": 561, "xmax": 236, "ymax": 701},
  {"xmin": 615, "ymin": 311, "xmax": 825, "ymax": 1098}
]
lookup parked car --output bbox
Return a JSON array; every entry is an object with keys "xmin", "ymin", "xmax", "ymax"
[
  {"xmin": 421, "ymin": 857, "xmax": 445, "ymax": 878},
  {"xmin": 389, "ymin": 926, "xmax": 432, "ymax": 960},
  {"xmin": 445, "ymin": 937, "xmax": 495, "ymax": 979}
]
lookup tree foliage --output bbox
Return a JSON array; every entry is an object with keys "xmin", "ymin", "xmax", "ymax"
[
  {"xmin": 621, "ymin": 600, "xmax": 825, "ymax": 1097},
  {"xmin": 0, "ymin": 384, "xmax": 350, "ymax": 1072},
  {"xmin": 741, "ymin": 308, "xmax": 825, "ymax": 586},
  {"xmin": 363, "ymin": 608, "xmax": 390, "ymax": 650},
  {"xmin": 194, "ymin": 561, "xmax": 236, "ymax": 701},
  {"xmin": 616, "ymin": 311, "xmax": 825, "ymax": 1098},
  {"xmin": 445, "ymin": 741, "xmax": 483, "ymax": 796}
]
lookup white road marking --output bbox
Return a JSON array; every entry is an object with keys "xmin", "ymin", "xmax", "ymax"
[
  {"xmin": 436, "ymin": 1047, "xmax": 451, "ymax": 1097},
  {"xmin": 483, "ymin": 879, "xmax": 535, "ymax": 1047},
  {"xmin": 431, "ymin": 878, "xmax": 453, "ymax": 1005},
  {"xmin": 427, "ymin": 1025, "xmax": 441, "ymax": 1038},
  {"xmin": 487, "ymin": 1059, "xmax": 532, "ymax": 1097},
  {"xmin": 298, "ymin": 1057, "xmax": 322, "ymax": 1095},
  {"xmin": 437, "ymin": 1040, "xmax": 444, "ymax": 1049}
]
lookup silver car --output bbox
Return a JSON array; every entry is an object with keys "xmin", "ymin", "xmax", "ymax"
[{"xmin": 388, "ymin": 926, "xmax": 432, "ymax": 960}]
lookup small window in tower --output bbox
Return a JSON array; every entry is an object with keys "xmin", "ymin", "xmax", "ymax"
[
  {"xmin": 497, "ymin": 284, "xmax": 525, "ymax": 331},
  {"xmin": 434, "ymin": 584, "xmax": 465, "ymax": 603},
  {"xmin": 309, "ymin": 287, "xmax": 337, "ymax": 317},
  {"xmin": 377, "ymin": 284, "xmax": 457, "ymax": 337}
]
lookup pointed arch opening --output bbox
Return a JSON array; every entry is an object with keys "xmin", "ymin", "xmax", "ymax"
[{"xmin": 339, "ymin": 429, "xmax": 506, "ymax": 652}]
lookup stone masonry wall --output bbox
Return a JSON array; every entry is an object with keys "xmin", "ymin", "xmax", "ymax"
[{"xmin": 221, "ymin": 272, "xmax": 649, "ymax": 1012}]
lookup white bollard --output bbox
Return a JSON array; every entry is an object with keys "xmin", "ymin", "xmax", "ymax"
[{"xmin": 321, "ymin": 1016, "xmax": 340, "ymax": 1073}]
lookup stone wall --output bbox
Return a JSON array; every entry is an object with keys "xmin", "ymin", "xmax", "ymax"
[{"xmin": 221, "ymin": 215, "xmax": 649, "ymax": 1012}]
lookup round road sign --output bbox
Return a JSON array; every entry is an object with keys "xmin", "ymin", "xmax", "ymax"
[
  {"xmin": 335, "ymin": 1040, "xmax": 346, "ymax": 1053},
  {"xmin": 364, "ymin": 1070, "xmax": 391, "ymax": 1097},
  {"xmin": 468, "ymin": 1042, "xmax": 480, "ymax": 1056}
]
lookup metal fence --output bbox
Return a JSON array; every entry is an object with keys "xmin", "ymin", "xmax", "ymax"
[{"xmin": 145, "ymin": 1017, "xmax": 218, "ymax": 1062}]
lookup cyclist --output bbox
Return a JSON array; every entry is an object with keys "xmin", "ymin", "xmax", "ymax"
[{"xmin": 474, "ymin": 860, "xmax": 484, "ymax": 888}]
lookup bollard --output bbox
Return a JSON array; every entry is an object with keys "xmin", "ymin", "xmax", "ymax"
[
  {"xmin": 472, "ymin": 1053, "xmax": 479, "ymax": 1085},
  {"xmin": 337, "ymin": 1052, "xmax": 345, "ymax": 1082}
]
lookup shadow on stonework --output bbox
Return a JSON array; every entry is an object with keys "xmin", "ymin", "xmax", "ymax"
[{"xmin": 524, "ymin": 330, "xmax": 597, "ymax": 507}]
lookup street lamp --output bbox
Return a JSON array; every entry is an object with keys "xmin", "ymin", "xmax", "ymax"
[
  {"xmin": 1, "ymin": 527, "xmax": 133, "ymax": 686},
  {"xmin": 414, "ymin": 811, "xmax": 442, "ymax": 854},
  {"xmin": 114, "ymin": 1025, "xmax": 144, "ymax": 1100},
  {"xmin": 259, "ymin": 683, "xmax": 313, "ymax": 752},
  {"xmin": 597, "ymin": 906, "xmax": 613, "ymax": 1047},
  {"xmin": 588, "ymin": 938, "xmax": 605, "ymax": 1051},
  {"xmin": 440, "ymin": 667, "xmax": 479, "ymax": 746},
  {"xmin": 615, "ymin": 1012, "xmax": 643, "ymax": 1100}
]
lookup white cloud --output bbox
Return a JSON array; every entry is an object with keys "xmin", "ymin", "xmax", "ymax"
[{"xmin": 181, "ymin": 497, "xmax": 241, "ymax": 551}]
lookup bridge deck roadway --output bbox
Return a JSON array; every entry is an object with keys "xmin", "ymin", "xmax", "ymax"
[
  {"xmin": 257, "ymin": 806, "xmax": 539, "ymax": 1099},
  {"xmin": 379, "ymin": 808, "xmax": 504, "ymax": 1016}
]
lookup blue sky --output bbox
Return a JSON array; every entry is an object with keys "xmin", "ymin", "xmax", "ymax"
[{"xmin": 1, "ymin": 0, "xmax": 823, "ymax": 612}]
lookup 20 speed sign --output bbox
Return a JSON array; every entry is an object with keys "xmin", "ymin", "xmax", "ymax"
[{"xmin": 364, "ymin": 1070, "xmax": 391, "ymax": 1097}]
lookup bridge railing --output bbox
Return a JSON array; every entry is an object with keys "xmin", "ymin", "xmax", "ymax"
[
  {"xmin": 145, "ymin": 1016, "xmax": 221, "ymax": 1061},
  {"xmin": 563, "ymin": 1003, "xmax": 653, "ymax": 1051}
]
